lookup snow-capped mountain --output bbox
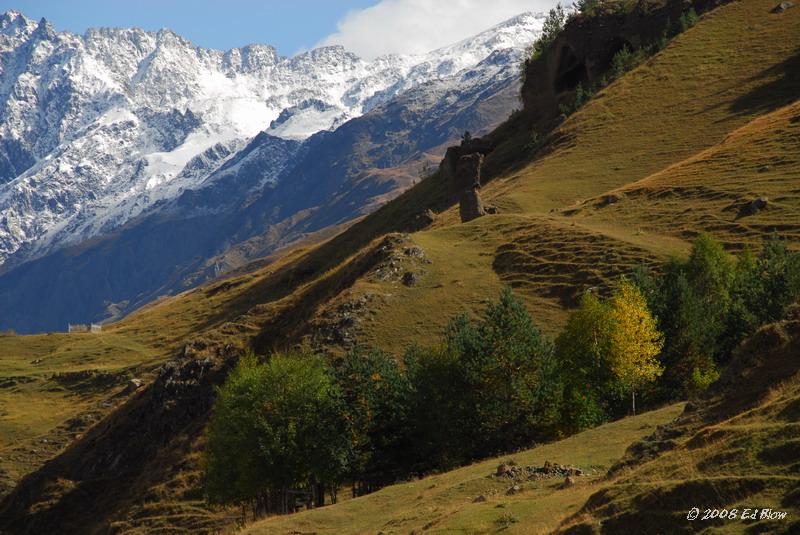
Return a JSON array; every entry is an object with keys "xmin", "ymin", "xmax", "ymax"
[{"xmin": 0, "ymin": 10, "xmax": 543, "ymax": 268}]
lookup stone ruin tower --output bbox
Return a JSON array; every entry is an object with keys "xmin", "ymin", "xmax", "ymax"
[
  {"xmin": 438, "ymin": 132, "xmax": 496, "ymax": 224},
  {"xmin": 456, "ymin": 153, "xmax": 486, "ymax": 223}
]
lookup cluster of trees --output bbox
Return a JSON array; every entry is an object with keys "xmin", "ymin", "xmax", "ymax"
[
  {"xmin": 634, "ymin": 234, "xmax": 800, "ymax": 397},
  {"xmin": 204, "ymin": 234, "xmax": 799, "ymax": 520}
]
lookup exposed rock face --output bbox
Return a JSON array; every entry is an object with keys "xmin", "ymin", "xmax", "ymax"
[
  {"xmin": 455, "ymin": 153, "xmax": 484, "ymax": 191},
  {"xmin": 452, "ymin": 151, "xmax": 488, "ymax": 223},
  {"xmin": 460, "ymin": 188, "xmax": 487, "ymax": 223},
  {"xmin": 441, "ymin": 136, "xmax": 495, "ymax": 194}
]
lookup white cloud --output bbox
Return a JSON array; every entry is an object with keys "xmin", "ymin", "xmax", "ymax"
[{"xmin": 318, "ymin": 0, "xmax": 558, "ymax": 59}]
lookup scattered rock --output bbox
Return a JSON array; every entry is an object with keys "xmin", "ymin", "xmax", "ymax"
[
  {"xmin": 771, "ymin": 1, "xmax": 795, "ymax": 12},
  {"xmin": 65, "ymin": 412, "xmax": 101, "ymax": 432},
  {"xmin": 506, "ymin": 485, "xmax": 522, "ymax": 495},
  {"xmin": 485, "ymin": 205, "xmax": 499, "ymax": 215},
  {"xmin": 124, "ymin": 378, "xmax": 143, "ymax": 394},
  {"xmin": 740, "ymin": 196, "xmax": 769, "ymax": 217},
  {"xmin": 750, "ymin": 196, "xmax": 769, "ymax": 212},
  {"xmin": 473, "ymin": 495, "xmax": 488, "ymax": 503},
  {"xmin": 404, "ymin": 246, "xmax": 426, "ymax": 258},
  {"xmin": 492, "ymin": 461, "xmax": 585, "ymax": 482},
  {"xmin": 411, "ymin": 209, "xmax": 436, "ymax": 230},
  {"xmin": 496, "ymin": 463, "xmax": 513, "ymax": 477},
  {"xmin": 402, "ymin": 271, "xmax": 419, "ymax": 287},
  {"xmin": 562, "ymin": 476, "xmax": 576, "ymax": 488},
  {"xmin": 599, "ymin": 193, "xmax": 624, "ymax": 207}
]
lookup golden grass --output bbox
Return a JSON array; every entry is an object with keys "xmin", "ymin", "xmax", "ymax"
[{"xmin": 571, "ymin": 100, "xmax": 800, "ymax": 249}]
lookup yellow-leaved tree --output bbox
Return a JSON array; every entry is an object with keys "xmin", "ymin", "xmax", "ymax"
[{"xmin": 608, "ymin": 280, "xmax": 664, "ymax": 415}]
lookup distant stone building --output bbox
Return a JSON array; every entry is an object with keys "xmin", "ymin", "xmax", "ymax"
[{"xmin": 68, "ymin": 323, "xmax": 102, "ymax": 333}]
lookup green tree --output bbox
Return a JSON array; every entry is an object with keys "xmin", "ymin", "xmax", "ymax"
[
  {"xmin": 331, "ymin": 347, "xmax": 412, "ymax": 494},
  {"xmin": 574, "ymin": 0, "xmax": 599, "ymax": 15},
  {"xmin": 639, "ymin": 236, "xmax": 737, "ymax": 397},
  {"xmin": 406, "ymin": 289, "xmax": 560, "ymax": 469},
  {"xmin": 446, "ymin": 288, "xmax": 560, "ymax": 454},
  {"xmin": 531, "ymin": 3, "xmax": 567, "ymax": 59},
  {"xmin": 204, "ymin": 351, "xmax": 348, "ymax": 516},
  {"xmin": 555, "ymin": 291, "xmax": 613, "ymax": 431},
  {"xmin": 405, "ymin": 343, "xmax": 471, "ymax": 472},
  {"xmin": 607, "ymin": 280, "xmax": 664, "ymax": 415},
  {"xmin": 725, "ymin": 235, "xmax": 800, "ymax": 354},
  {"xmin": 204, "ymin": 353, "xmax": 270, "ymax": 513}
]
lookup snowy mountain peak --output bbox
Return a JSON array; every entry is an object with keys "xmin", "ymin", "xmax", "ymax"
[{"xmin": 0, "ymin": 10, "xmax": 543, "ymax": 268}]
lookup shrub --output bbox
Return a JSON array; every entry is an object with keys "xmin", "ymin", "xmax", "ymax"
[
  {"xmin": 679, "ymin": 8, "xmax": 699, "ymax": 33},
  {"xmin": 611, "ymin": 45, "xmax": 645, "ymax": 79}
]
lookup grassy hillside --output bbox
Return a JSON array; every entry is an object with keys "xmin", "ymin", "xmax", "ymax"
[
  {"xmin": 0, "ymin": 238, "xmax": 318, "ymax": 494},
  {"xmin": 244, "ymin": 404, "xmax": 684, "ymax": 535},
  {"xmin": 570, "ymin": 100, "xmax": 800, "ymax": 249},
  {"xmin": 0, "ymin": 0, "xmax": 798, "ymax": 532},
  {"xmin": 302, "ymin": 0, "xmax": 800, "ymax": 353}
]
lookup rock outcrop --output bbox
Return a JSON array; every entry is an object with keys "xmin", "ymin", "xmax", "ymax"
[
  {"xmin": 438, "ymin": 134, "xmax": 501, "ymax": 223},
  {"xmin": 771, "ymin": 1, "xmax": 795, "ymax": 13},
  {"xmin": 460, "ymin": 188, "xmax": 487, "ymax": 223}
]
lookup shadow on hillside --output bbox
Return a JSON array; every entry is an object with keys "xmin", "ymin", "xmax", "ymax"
[{"xmin": 729, "ymin": 49, "xmax": 800, "ymax": 116}]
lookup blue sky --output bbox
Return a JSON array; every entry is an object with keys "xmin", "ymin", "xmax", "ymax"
[
  {"xmin": 2, "ymin": 0, "xmax": 378, "ymax": 56},
  {"xmin": 2, "ymin": 0, "xmax": 552, "ymax": 58}
]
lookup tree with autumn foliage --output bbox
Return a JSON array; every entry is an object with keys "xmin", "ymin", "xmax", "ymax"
[{"xmin": 607, "ymin": 280, "xmax": 664, "ymax": 415}]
